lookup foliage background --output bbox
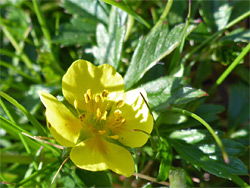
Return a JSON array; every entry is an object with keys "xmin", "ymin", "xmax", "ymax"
[{"xmin": 0, "ymin": 0, "xmax": 249, "ymax": 187}]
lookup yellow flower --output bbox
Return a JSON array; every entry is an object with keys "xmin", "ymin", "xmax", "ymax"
[{"xmin": 39, "ymin": 60, "xmax": 153, "ymax": 177}]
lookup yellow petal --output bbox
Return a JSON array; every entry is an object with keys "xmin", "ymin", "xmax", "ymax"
[
  {"xmin": 39, "ymin": 91, "xmax": 82, "ymax": 147},
  {"xmin": 111, "ymin": 88, "xmax": 154, "ymax": 147},
  {"xmin": 70, "ymin": 136, "xmax": 135, "ymax": 177},
  {"xmin": 62, "ymin": 60, "xmax": 124, "ymax": 110}
]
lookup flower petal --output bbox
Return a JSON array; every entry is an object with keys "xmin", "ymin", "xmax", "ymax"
[
  {"xmin": 39, "ymin": 91, "xmax": 82, "ymax": 147},
  {"xmin": 70, "ymin": 136, "xmax": 135, "ymax": 177},
  {"xmin": 62, "ymin": 60, "xmax": 124, "ymax": 110},
  {"xmin": 112, "ymin": 88, "xmax": 154, "ymax": 147}
]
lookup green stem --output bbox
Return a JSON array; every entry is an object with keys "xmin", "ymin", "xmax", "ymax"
[
  {"xmin": 151, "ymin": 0, "xmax": 173, "ymax": 31},
  {"xmin": 2, "ymin": 26, "xmax": 34, "ymax": 72},
  {"xmin": 170, "ymin": 107, "xmax": 229, "ymax": 164},
  {"xmin": 32, "ymin": 0, "xmax": 64, "ymax": 76},
  {"xmin": 19, "ymin": 133, "xmax": 38, "ymax": 170},
  {"xmin": 209, "ymin": 43, "xmax": 250, "ymax": 95},
  {"xmin": 0, "ymin": 91, "xmax": 47, "ymax": 135},
  {"xmin": 32, "ymin": 0, "xmax": 51, "ymax": 43},
  {"xmin": 15, "ymin": 161, "xmax": 58, "ymax": 187},
  {"xmin": 0, "ymin": 60, "xmax": 39, "ymax": 82}
]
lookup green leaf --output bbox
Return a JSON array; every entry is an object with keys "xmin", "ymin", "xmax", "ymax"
[
  {"xmin": 54, "ymin": 0, "xmax": 109, "ymax": 45},
  {"xmin": 171, "ymin": 140, "xmax": 248, "ymax": 185},
  {"xmin": 157, "ymin": 111, "xmax": 188, "ymax": 125},
  {"xmin": 61, "ymin": 0, "xmax": 109, "ymax": 24},
  {"xmin": 170, "ymin": 129, "xmax": 246, "ymax": 156},
  {"xmin": 124, "ymin": 23, "xmax": 197, "ymax": 90},
  {"xmin": 92, "ymin": 7, "xmax": 126, "ymax": 69},
  {"xmin": 157, "ymin": 138, "xmax": 172, "ymax": 181},
  {"xmin": 0, "ymin": 91, "xmax": 47, "ymax": 135},
  {"xmin": 228, "ymin": 82, "xmax": 250, "ymax": 130},
  {"xmin": 75, "ymin": 170, "xmax": 112, "ymax": 188},
  {"xmin": 53, "ymin": 18, "xmax": 96, "ymax": 46},
  {"xmin": 229, "ymin": 0, "xmax": 250, "ymax": 22},
  {"xmin": 220, "ymin": 28, "xmax": 250, "ymax": 43},
  {"xmin": 200, "ymin": 0, "xmax": 232, "ymax": 32},
  {"xmin": 140, "ymin": 76, "xmax": 207, "ymax": 111},
  {"xmin": 101, "ymin": 0, "xmax": 150, "ymax": 28}
]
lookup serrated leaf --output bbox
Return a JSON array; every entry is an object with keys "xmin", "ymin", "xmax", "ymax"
[
  {"xmin": 220, "ymin": 28, "xmax": 250, "ymax": 43},
  {"xmin": 92, "ymin": 7, "xmax": 126, "ymax": 69},
  {"xmin": 53, "ymin": 18, "xmax": 96, "ymax": 46},
  {"xmin": 101, "ymin": 0, "xmax": 150, "ymax": 28},
  {"xmin": 54, "ymin": 0, "xmax": 109, "ymax": 46},
  {"xmin": 140, "ymin": 76, "xmax": 207, "ymax": 111},
  {"xmin": 61, "ymin": 0, "xmax": 109, "ymax": 24},
  {"xmin": 200, "ymin": 0, "xmax": 232, "ymax": 32},
  {"xmin": 171, "ymin": 140, "xmax": 248, "ymax": 182},
  {"xmin": 75, "ymin": 170, "xmax": 112, "ymax": 188},
  {"xmin": 124, "ymin": 23, "xmax": 197, "ymax": 90},
  {"xmin": 228, "ymin": 82, "xmax": 250, "ymax": 130},
  {"xmin": 158, "ymin": 111, "xmax": 188, "ymax": 125}
]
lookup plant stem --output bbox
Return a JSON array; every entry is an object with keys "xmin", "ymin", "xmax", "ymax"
[
  {"xmin": 32, "ymin": 0, "xmax": 64, "ymax": 75},
  {"xmin": 151, "ymin": 0, "xmax": 173, "ymax": 31},
  {"xmin": 2, "ymin": 26, "xmax": 34, "ymax": 71},
  {"xmin": 170, "ymin": 107, "xmax": 229, "ymax": 164},
  {"xmin": 209, "ymin": 43, "xmax": 250, "ymax": 95}
]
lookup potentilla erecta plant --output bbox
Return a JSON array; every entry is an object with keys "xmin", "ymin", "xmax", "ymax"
[{"xmin": 39, "ymin": 60, "xmax": 153, "ymax": 176}]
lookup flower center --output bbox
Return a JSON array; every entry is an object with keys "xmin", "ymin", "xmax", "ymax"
[{"xmin": 74, "ymin": 89, "xmax": 126, "ymax": 140}]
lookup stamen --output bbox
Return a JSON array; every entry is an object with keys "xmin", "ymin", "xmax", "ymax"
[
  {"xmin": 110, "ymin": 135, "xmax": 119, "ymax": 139},
  {"xmin": 96, "ymin": 108, "xmax": 101, "ymax": 118},
  {"xmin": 95, "ymin": 95, "xmax": 101, "ymax": 103},
  {"xmin": 98, "ymin": 130, "xmax": 106, "ymax": 135},
  {"xmin": 116, "ymin": 100, "xmax": 124, "ymax": 108},
  {"xmin": 74, "ymin": 99, "xmax": 80, "ymax": 115},
  {"xmin": 84, "ymin": 93, "xmax": 90, "ymax": 103},
  {"xmin": 87, "ymin": 89, "xmax": 92, "ymax": 99},
  {"xmin": 102, "ymin": 90, "xmax": 109, "ymax": 97},
  {"xmin": 121, "ymin": 118, "xmax": 126, "ymax": 124},
  {"xmin": 114, "ymin": 109, "xmax": 122, "ymax": 117},
  {"xmin": 79, "ymin": 113, "xmax": 85, "ymax": 121},
  {"xmin": 74, "ymin": 100, "xmax": 78, "ymax": 110},
  {"xmin": 101, "ymin": 111, "xmax": 107, "ymax": 120}
]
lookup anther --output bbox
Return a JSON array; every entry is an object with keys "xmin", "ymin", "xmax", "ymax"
[
  {"xmin": 74, "ymin": 100, "xmax": 78, "ymax": 110},
  {"xmin": 84, "ymin": 93, "xmax": 90, "ymax": 103},
  {"xmin": 116, "ymin": 100, "xmax": 124, "ymax": 108},
  {"xmin": 101, "ymin": 111, "xmax": 107, "ymax": 120},
  {"xmin": 96, "ymin": 108, "xmax": 101, "ymax": 118},
  {"xmin": 95, "ymin": 95, "xmax": 101, "ymax": 103},
  {"xmin": 102, "ymin": 90, "xmax": 109, "ymax": 97},
  {"xmin": 114, "ymin": 109, "xmax": 122, "ymax": 117},
  {"xmin": 87, "ymin": 89, "xmax": 92, "ymax": 99},
  {"xmin": 79, "ymin": 113, "xmax": 85, "ymax": 121},
  {"xmin": 110, "ymin": 135, "xmax": 119, "ymax": 139},
  {"xmin": 98, "ymin": 130, "xmax": 106, "ymax": 135},
  {"xmin": 121, "ymin": 118, "xmax": 126, "ymax": 124}
]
